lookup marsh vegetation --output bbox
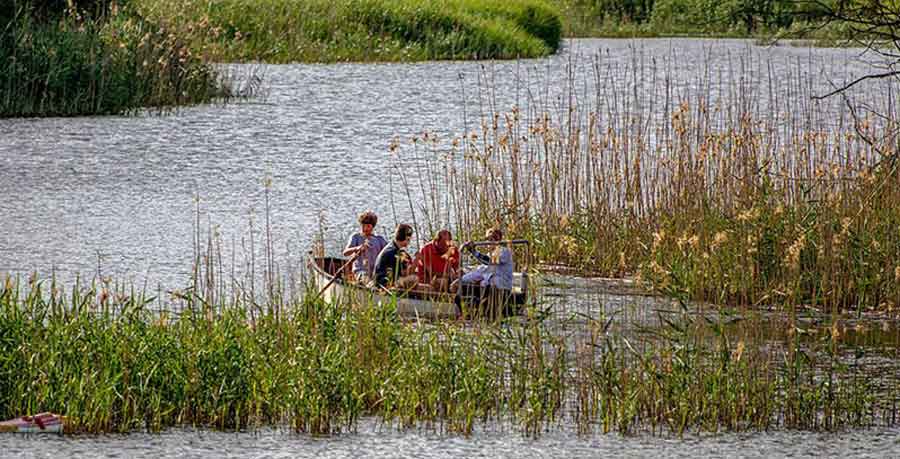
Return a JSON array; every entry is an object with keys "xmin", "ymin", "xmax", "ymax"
[
  {"xmin": 393, "ymin": 49, "xmax": 900, "ymax": 314},
  {"xmin": 1, "ymin": 0, "xmax": 232, "ymax": 117},
  {"xmin": 138, "ymin": 0, "xmax": 563, "ymax": 63},
  {"xmin": 1, "ymin": 0, "xmax": 562, "ymax": 116},
  {"xmin": 2, "ymin": 2, "xmax": 898, "ymax": 443},
  {"xmin": 1, "ymin": 274, "xmax": 897, "ymax": 436}
]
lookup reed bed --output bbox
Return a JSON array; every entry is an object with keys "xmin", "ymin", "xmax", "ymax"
[
  {"xmin": 394, "ymin": 48, "xmax": 900, "ymax": 312},
  {"xmin": 1, "ymin": 3, "xmax": 232, "ymax": 117},
  {"xmin": 0, "ymin": 274, "xmax": 896, "ymax": 435}
]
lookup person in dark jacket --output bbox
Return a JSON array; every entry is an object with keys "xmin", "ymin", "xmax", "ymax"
[{"xmin": 373, "ymin": 224, "xmax": 418, "ymax": 289}]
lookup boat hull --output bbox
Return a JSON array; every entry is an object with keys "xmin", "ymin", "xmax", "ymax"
[
  {"xmin": 0, "ymin": 413, "xmax": 64, "ymax": 434},
  {"xmin": 310, "ymin": 257, "xmax": 461, "ymax": 320}
]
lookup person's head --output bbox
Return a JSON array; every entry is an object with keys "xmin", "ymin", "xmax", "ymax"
[
  {"xmin": 485, "ymin": 227, "xmax": 503, "ymax": 242},
  {"xmin": 434, "ymin": 229, "xmax": 452, "ymax": 254},
  {"xmin": 358, "ymin": 211, "xmax": 377, "ymax": 236},
  {"xmin": 394, "ymin": 224, "xmax": 414, "ymax": 248}
]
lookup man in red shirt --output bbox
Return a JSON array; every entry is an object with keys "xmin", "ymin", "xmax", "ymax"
[{"xmin": 415, "ymin": 229, "xmax": 460, "ymax": 291}]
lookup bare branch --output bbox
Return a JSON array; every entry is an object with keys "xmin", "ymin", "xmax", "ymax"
[{"xmin": 812, "ymin": 70, "xmax": 900, "ymax": 100}]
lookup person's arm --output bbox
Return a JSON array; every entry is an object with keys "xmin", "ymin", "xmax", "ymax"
[
  {"xmin": 373, "ymin": 252, "xmax": 389, "ymax": 286},
  {"xmin": 399, "ymin": 251, "xmax": 415, "ymax": 277},
  {"xmin": 389, "ymin": 253, "xmax": 403, "ymax": 283},
  {"xmin": 342, "ymin": 235, "xmax": 367, "ymax": 257},
  {"xmin": 448, "ymin": 247, "xmax": 460, "ymax": 268},
  {"xmin": 464, "ymin": 243, "xmax": 491, "ymax": 264},
  {"xmin": 442, "ymin": 246, "xmax": 460, "ymax": 277}
]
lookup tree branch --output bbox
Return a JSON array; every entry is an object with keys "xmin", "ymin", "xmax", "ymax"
[{"xmin": 812, "ymin": 70, "xmax": 900, "ymax": 99}]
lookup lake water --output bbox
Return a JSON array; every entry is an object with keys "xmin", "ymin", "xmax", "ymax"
[
  {"xmin": 2, "ymin": 38, "xmax": 898, "ymax": 456},
  {"xmin": 6, "ymin": 424, "xmax": 900, "ymax": 458},
  {"xmin": 0, "ymin": 38, "xmax": 890, "ymax": 289}
]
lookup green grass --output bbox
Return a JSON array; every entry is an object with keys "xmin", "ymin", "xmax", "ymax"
[
  {"xmin": 135, "ymin": 0, "xmax": 563, "ymax": 63},
  {"xmin": 0, "ymin": 275, "xmax": 895, "ymax": 434},
  {"xmin": 2, "ymin": 0, "xmax": 562, "ymax": 116}
]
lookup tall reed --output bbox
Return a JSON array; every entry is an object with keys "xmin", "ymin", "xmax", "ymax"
[
  {"xmin": 0, "ymin": 273, "xmax": 895, "ymax": 435},
  {"xmin": 1, "ymin": 3, "xmax": 232, "ymax": 117},
  {"xmin": 394, "ymin": 47, "xmax": 900, "ymax": 311}
]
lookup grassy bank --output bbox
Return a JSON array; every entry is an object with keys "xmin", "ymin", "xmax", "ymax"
[
  {"xmin": 136, "ymin": 0, "xmax": 563, "ymax": 63},
  {"xmin": 0, "ymin": 276, "xmax": 895, "ymax": 434},
  {"xmin": 1, "ymin": 2, "xmax": 230, "ymax": 117}
]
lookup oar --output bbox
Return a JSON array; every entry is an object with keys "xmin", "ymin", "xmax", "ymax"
[{"xmin": 312, "ymin": 250, "xmax": 363, "ymax": 302}]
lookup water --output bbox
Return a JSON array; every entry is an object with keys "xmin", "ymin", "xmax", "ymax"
[
  {"xmin": 6, "ymin": 424, "xmax": 900, "ymax": 458},
  {"xmin": 0, "ymin": 38, "xmax": 890, "ymax": 288},
  {"xmin": 2, "ymin": 38, "xmax": 898, "ymax": 455}
]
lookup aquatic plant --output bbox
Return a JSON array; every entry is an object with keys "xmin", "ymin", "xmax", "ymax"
[
  {"xmin": 394, "ymin": 49, "xmax": 900, "ymax": 312},
  {"xmin": 1, "ymin": 1, "xmax": 231, "ymax": 117},
  {"xmin": 0, "ymin": 275, "xmax": 895, "ymax": 435}
]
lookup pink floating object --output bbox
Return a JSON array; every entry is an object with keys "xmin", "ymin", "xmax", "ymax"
[{"xmin": 0, "ymin": 412, "xmax": 64, "ymax": 434}]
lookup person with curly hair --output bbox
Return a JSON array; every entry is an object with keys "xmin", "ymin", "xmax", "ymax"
[{"xmin": 342, "ymin": 211, "xmax": 388, "ymax": 284}]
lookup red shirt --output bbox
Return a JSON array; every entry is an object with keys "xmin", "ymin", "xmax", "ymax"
[{"xmin": 416, "ymin": 241, "xmax": 460, "ymax": 282}]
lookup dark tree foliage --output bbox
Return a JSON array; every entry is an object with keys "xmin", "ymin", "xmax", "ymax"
[
  {"xmin": 731, "ymin": 0, "xmax": 795, "ymax": 33},
  {"xmin": 2, "ymin": 0, "xmax": 121, "ymax": 24},
  {"xmin": 596, "ymin": 0, "xmax": 656, "ymax": 23},
  {"xmin": 565, "ymin": 0, "xmax": 800, "ymax": 33}
]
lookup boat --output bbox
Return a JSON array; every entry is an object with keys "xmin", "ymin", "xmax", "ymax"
[
  {"xmin": 308, "ymin": 239, "xmax": 531, "ymax": 320},
  {"xmin": 0, "ymin": 413, "xmax": 64, "ymax": 434}
]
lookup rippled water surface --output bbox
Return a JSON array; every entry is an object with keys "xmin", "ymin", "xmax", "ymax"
[
  {"xmin": 0, "ymin": 38, "xmax": 888, "ymax": 288},
  {"xmin": 7, "ymin": 424, "xmax": 900, "ymax": 458},
  {"xmin": 2, "ymin": 39, "xmax": 898, "ymax": 456}
]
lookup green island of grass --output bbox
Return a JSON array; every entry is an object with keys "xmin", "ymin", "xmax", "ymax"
[{"xmin": 138, "ymin": 0, "xmax": 564, "ymax": 63}]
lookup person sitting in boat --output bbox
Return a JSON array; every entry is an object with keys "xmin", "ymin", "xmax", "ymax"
[
  {"xmin": 453, "ymin": 228, "xmax": 514, "ymax": 306},
  {"xmin": 343, "ymin": 211, "xmax": 388, "ymax": 284},
  {"xmin": 373, "ymin": 223, "xmax": 418, "ymax": 290},
  {"xmin": 415, "ymin": 229, "xmax": 460, "ymax": 292}
]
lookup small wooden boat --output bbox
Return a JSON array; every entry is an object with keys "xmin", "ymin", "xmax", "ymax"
[
  {"xmin": 309, "ymin": 240, "xmax": 531, "ymax": 320},
  {"xmin": 0, "ymin": 413, "xmax": 64, "ymax": 434}
]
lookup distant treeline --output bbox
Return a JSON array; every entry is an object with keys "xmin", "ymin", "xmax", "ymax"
[
  {"xmin": 553, "ymin": 0, "xmax": 849, "ymax": 38},
  {"xmin": 0, "ymin": 0, "xmax": 864, "ymax": 117}
]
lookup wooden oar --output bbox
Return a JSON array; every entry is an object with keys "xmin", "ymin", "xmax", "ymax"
[{"xmin": 312, "ymin": 250, "xmax": 363, "ymax": 302}]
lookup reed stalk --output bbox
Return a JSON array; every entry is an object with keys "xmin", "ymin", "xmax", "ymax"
[{"xmin": 394, "ymin": 48, "xmax": 900, "ymax": 312}]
